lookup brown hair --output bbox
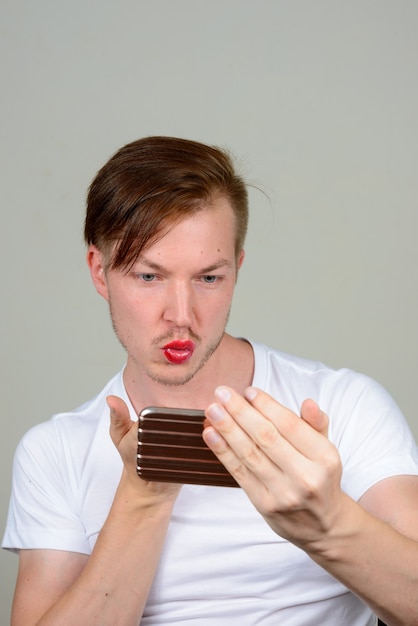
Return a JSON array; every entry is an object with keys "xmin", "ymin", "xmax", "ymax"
[{"xmin": 84, "ymin": 136, "xmax": 248, "ymax": 271}]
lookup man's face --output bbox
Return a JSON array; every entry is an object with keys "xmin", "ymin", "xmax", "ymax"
[{"xmin": 89, "ymin": 197, "xmax": 244, "ymax": 387}]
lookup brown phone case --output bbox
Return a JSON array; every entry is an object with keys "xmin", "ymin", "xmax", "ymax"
[{"xmin": 137, "ymin": 406, "xmax": 238, "ymax": 487}]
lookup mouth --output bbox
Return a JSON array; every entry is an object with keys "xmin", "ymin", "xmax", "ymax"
[{"xmin": 162, "ymin": 340, "xmax": 196, "ymax": 364}]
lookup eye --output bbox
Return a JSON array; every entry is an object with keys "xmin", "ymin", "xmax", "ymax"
[
  {"xmin": 138, "ymin": 273, "xmax": 156, "ymax": 282},
  {"xmin": 201, "ymin": 275, "xmax": 219, "ymax": 284}
]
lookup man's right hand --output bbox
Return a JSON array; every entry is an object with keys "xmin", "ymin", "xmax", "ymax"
[{"xmin": 107, "ymin": 394, "xmax": 182, "ymax": 501}]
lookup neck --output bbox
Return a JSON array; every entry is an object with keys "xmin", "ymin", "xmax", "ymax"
[{"xmin": 123, "ymin": 335, "xmax": 254, "ymax": 413}]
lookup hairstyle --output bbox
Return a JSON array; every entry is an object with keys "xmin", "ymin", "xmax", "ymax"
[{"xmin": 84, "ymin": 136, "xmax": 248, "ymax": 271}]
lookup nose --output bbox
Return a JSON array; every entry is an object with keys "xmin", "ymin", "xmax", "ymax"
[{"xmin": 163, "ymin": 281, "xmax": 194, "ymax": 328}]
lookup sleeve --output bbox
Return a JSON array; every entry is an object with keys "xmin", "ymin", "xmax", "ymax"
[
  {"xmin": 2, "ymin": 420, "xmax": 91, "ymax": 555},
  {"xmin": 326, "ymin": 371, "xmax": 418, "ymax": 502}
]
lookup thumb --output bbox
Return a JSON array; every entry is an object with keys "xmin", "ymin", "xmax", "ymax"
[
  {"xmin": 300, "ymin": 398, "xmax": 329, "ymax": 438},
  {"xmin": 106, "ymin": 395, "xmax": 133, "ymax": 447}
]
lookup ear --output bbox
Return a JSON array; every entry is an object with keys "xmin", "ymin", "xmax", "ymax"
[
  {"xmin": 86, "ymin": 245, "xmax": 109, "ymax": 301},
  {"xmin": 234, "ymin": 250, "xmax": 245, "ymax": 283},
  {"xmin": 237, "ymin": 249, "xmax": 245, "ymax": 269},
  {"xmin": 237, "ymin": 249, "xmax": 245, "ymax": 272}
]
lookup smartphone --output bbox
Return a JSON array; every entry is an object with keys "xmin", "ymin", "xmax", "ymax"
[{"xmin": 137, "ymin": 406, "xmax": 238, "ymax": 487}]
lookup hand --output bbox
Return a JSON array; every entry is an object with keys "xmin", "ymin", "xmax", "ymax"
[
  {"xmin": 107, "ymin": 395, "xmax": 138, "ymax": 476},
  {"xmin": 202, "ymin": 387, "xmax": 345, "ymax": 551},
  {"xmin": 106, "ymin": 395, "xmax": 182, "ymax": 502}
]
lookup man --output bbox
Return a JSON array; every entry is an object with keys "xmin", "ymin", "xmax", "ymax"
[{"xmin": 3, "ymin": 136, "xmax": 418, "ymax": 626}]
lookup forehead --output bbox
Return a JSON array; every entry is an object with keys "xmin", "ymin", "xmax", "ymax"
[{"xmin": 142, "ymin": 198, "xmax": 237, "ymax": 260}]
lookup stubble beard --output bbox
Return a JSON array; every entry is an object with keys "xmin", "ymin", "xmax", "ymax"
[{"xmin": 109, "ymin": 303, "xmax": 230, "ymax": 387}]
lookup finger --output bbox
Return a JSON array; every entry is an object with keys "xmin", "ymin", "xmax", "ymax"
[
  {"xmin": 300, "ymin": 399, "xmax": 329, "ymax": 438},
  {"xmin": 107, "ymin": 397, "xmax": 183, "ymax": 500},
  {"xmin": 242, "ymin": 387, "xmax": 331, "ymax": 461},
  {"xmin": 204, "ymin": 394, "xmax": 290, "ymax": 488},
  {"xmin": 106, "ymin": 395, "xmax": 133, "ymax": 447},
  {"xmin": 202, "ymin": 418, "xmax": 279, "ymax": 490}
]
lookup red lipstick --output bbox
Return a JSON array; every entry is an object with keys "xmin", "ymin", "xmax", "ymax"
[{"xmin": 162, "ymin": 340, "xmax": 195, "ymax": 364}]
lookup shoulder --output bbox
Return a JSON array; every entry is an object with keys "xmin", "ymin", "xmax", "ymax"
[
  {"xmin": 249, "ymin": 340, "xmax": 418, "ymax": 496},
  {"xmin": 250, "ymin": 340, "xmax": 373, "ymax": 405},
  {"xmin": 250, "ymin": 339, "xmax": 412, "ymax": 431},
  {"xmin": 15, "ymin": 370, "xmax": 126, "ymax": 469}
]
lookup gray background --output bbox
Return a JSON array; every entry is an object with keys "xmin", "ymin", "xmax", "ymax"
[{"xmin": 1, "ymin": 1, "xmax": 417, "ymax": 621}]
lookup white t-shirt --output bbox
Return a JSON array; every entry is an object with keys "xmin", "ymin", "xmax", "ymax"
[{"xmin": 3, "ymin": 342, "xmax": 418, "ymax": 625}]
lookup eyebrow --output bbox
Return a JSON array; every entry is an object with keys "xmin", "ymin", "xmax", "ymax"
[{"xmin": 135, "ymin": 256, "xmax": 234, "ymax": 274}]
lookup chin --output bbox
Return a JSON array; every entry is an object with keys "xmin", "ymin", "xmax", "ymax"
[
  {"xmin": 147, "ymin": 371, "xmax": 198, "ymax": 387},
  {"xmin": 146, "ymin": 359, "xmax": 206, "ymax": 387}
]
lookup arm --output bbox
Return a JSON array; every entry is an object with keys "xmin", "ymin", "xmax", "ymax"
[
  {"xmin": 203, "ymin": 386, "xmax": 418, "ymax": 626},
  {"xmin": 11, "ymin": 397, "xmax": 180, "ymax": 626}
]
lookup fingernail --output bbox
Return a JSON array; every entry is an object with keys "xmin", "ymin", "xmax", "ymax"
[
  {"xmin": 207, "ymin": 403, "xmax": 225, "ymax": 422},
  {"xmin": 215, "ymin": 386, "xmax": 231, "ymax": 402},
  {"xmin": 203, "ymin": 427, "xmax": 222, "ymax": 446},
  {"xmin": 244, "ymin": 387, "xmax": 258, "ymax": 401}
]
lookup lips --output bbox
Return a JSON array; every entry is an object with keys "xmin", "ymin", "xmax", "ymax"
[{"xmin": 162, "ymin": 340, "xmax": 195, "ymax": 364}]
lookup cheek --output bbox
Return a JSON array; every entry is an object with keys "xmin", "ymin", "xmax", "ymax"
[
  {"xmin": 202, "ymin": 294, "xmax": 232, "ymax": 325},
  {"xmin": 114, "ymin": 293, "xmax": 161, "ymax": 328}
]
